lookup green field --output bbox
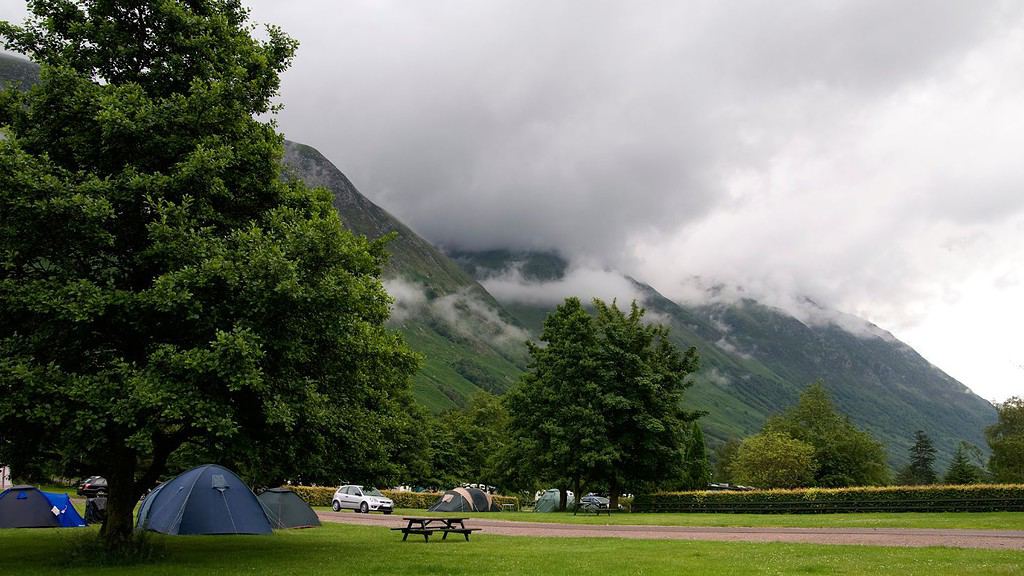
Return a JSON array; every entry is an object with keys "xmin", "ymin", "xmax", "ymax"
[
  {"xmin": 326, "ymin": 508, "xmax": 1024, "ymax": 531},
  {"xmin": 1, "ymin": 522, "xmax": 1023, "ymax": 576}
]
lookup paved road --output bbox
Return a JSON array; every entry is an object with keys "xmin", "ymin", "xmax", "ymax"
[{"xmin": 318, "ymin": 511, "xmax": 1024, "ymax": 550}]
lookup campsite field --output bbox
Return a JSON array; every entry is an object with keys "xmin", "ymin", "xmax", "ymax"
[
  {"xmin": 320, "ymin": 507, "xmax": 1024, "ymax": 531},
  {"xmin": 1, "ymin": 522, "xmax": 1023, "ymax": 576}
]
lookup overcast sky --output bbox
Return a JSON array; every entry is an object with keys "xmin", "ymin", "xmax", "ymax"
[{"xmin": 3, "ymin": 2, "xmax": 1022, "ymax": 402}]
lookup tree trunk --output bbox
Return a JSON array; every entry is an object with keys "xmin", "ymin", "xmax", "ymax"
[
  {"xmin": 558, "ymin": 486, "xmax": 568, "ymax": 512},
  {"xmin": 571, "ymin": 476, "xmax": 581, "ymax": 514},
  {"xmin": 100, "ymin": 450, "xmax": 141, "ymax": 549},
  {"xmin": 608, "ymin": 477, "xmax": 620, "ymax": 510}
]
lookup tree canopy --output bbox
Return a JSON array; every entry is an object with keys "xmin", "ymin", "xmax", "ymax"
[
  {"xmin": 0, "ymin": 0, "xmax": 419, "ymax": 546},
  {"xmin": 681, "ymin": 422, "xmax": 711, "ymax": 490},
  {"xmin": 764, "ymin": 382, "xmax": 889, "ymax": 487},
  {"xmin": 986, "ymin": 396, "xmax": 1024, "ymax": 483},
  {"xmin": 732, "ymin": 431, "xmax": 817, "ymax": 488},
  {"xmin": 504, "ymin": 297, "xmax": 700, "ymax": 508}
]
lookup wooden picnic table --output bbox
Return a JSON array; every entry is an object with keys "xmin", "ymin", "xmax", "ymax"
[{"xmin": 391, "ymin": 516, "xmax": 481, "ymax": 542}]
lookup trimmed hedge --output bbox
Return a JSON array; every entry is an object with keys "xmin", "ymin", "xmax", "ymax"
[
  {"xmin": 633, "ymin": 484, "xmax": 1024, "ymax": 514},
  {"xmin": 286, "ymin": 486, "xmax": 519, "ymax": 510}
]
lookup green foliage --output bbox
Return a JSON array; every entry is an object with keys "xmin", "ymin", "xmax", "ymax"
[
  {"xmin": 986, "ymin": 396, "xmax": 1024, "ymax": 483},
  {"xmin": 764, "ymin": 382, "xmax": 889, "ymax": 487},
  {"xmin": 896, "ymin": 430, "xmax": 939, "ymax": 485},
  {"xmin": 421, "ymin": 393, "xmax": 510, "ymax": 489},
  {"xmin": 681, "ymin": 422, "xmax": 711, "ymax": 490},
  {"xmin": 503, "ymin": 297, "xmax": 603, "ymax": 499},
  {"xmin": 633, "ymin": 484, "xmax": 1024, "ymax": 513},
  {"xmin": 944, "ymin": 441, "xmax": 986, "ymax": 485},
  {"xmin": 0, "ymin": 0, "xmax": 418, "ymax": 545},
  {"xmin": 504, "ymin": 297, "xmax": 701, "ymax": 504},
  {"xmin": 732, "ymin": 432, "xmax": 817, "ymax": 488},
  {"xmin": 712, "ymin": 438, "xmax": 741, "ymax": 483}
]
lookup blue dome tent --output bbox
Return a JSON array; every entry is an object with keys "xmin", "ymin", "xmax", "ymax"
[
  {"xmin": 136, "ymin": 464, "xmax": 272, "ymax": 535},
  {"xmin": 0, "ymin": 485, "xmax": 86, "ymax": 528}
]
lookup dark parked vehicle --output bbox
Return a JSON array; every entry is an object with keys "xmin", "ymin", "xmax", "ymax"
[
  {"xmin": 77, "ymin": 475, "xmax": 107, "ymax": 497},
  {"xmin": 579, "ymin": 495, "xmax": 609, "ymax": 511}
]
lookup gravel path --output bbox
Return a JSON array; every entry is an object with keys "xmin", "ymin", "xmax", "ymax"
[{"xmin": 317, "ymin": 511, "xmax": 1024, "ymax": 550}]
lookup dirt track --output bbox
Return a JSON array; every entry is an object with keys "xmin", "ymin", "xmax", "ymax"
[{"xmin": 318, "ymin": 511, "xmax": 1024, "ymax": 550}]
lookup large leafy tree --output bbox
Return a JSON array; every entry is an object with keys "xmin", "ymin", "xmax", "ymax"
[
  {"xmin": 0, "ymin": 0, "xmax": 418, "ymax": 546},
  {"xmin": 986, "ymin": 396, "xmax": 1024, "ymax": 483},
  {"xmin": 765, "ymin": 382, "xmax": 889, "ymax": 487},
  {"xmin": 503, "ymin": 297, "xmax": 607, "ymax": 510},
  {"xmin": 732, "ymin": 431, "xmax": 817, "ymax": 488},
  {"xmin": 424, "ymin": 393, "xmax": 510, "ymax": 489},
  {"xmin": 505, "ymin": 298, "xmax": 700, "ymax": 509},
  {"xmin": 591, "ymin": 300, "xmax": 701, "ymax": 508}
]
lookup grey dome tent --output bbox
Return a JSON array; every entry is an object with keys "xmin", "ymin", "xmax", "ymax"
[
  {"xmin": 136, "ymin": 464, "xmax": 272, "ymax": 535},
  {"xmin": 258, "ymin": 488, "xmax": 320, "ymax": 529},
  {"xmin": 428, "ymin": 487, "xmax": 500, "ymax": 512},
  {"xmin": 0, "ymin": 485, "xmax": 86, "ymax": 528},
  {"xmin": 534, "ymin": 489, "xmax": 574, "ymax": 512}
]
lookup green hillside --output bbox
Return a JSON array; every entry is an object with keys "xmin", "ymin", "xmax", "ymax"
[
  {"xmin": 0, "ymin": 53, "xmax": 38, "ymax": 91},
  {"xmin": 450, "ymin": 250, "xmax": 996, "ymax": 468},
  {"xmin": 280, "ymin": 142, "xmax": 527, "ymax": 409}
]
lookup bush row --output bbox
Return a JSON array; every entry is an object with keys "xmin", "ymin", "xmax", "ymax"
[
  {"xmin": 633, "ymin": 484, "xmax": 1024, "ymax": 513},
  {"xmin": 285, "ymin": 486, "xmax": 519, "ymax": 509}
]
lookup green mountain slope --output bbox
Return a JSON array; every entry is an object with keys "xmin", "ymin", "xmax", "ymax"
[
  {"xmin": 280, "ymin": 142, "xmax": 526, "ymax": 410},
  {"xmin": 0, "ymin": 53, "xmax": 38, "ymax": 91},
  {"xmin": 450, "ymin": 250, "xmax": 996, "ymax": 467}
]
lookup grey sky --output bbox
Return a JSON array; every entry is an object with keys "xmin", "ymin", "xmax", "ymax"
[{"xmin": 3, "ymin": 2, "xmax": 1021, "ymax": 401}]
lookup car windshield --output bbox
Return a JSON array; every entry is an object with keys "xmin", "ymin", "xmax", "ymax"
[{"xmin": 363, "ymin": 488, "xmax": 383, "ymax": 497}]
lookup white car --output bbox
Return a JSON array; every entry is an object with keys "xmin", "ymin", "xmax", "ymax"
[{"xmin": 331, "ymin": 485, "xmax": 394, "ymax": 514}]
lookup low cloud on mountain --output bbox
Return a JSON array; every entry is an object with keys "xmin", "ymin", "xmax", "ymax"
[
  {"xmin": 384, "ymin": 278, "xmax": 529, "ymax": 350},
  {"xmin": 479, "ymin": 264, "xmax": 643, "ymax": 308},
  {"xmin": 247, "ymin": 0, "xmax": 1024, "ymax": 399}
]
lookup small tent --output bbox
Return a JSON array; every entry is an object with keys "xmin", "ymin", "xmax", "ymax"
[
  {"xmin": 534, "ymin": 488, "xmax": 574, "ymax": 512},
  {"xmin": 428, "ymin": 487, "xmax": 500, "ymax": 512},
  {"xmin": 136, "ymin": 464, "xmax": 272, "ymax": 535},
  {"xmin": 0, "ymin": 485, "xmax": 86, "ymax": 528},
  {"xmin": 258, "ymin": 488, "xmax": 320, "ymax": 529}
]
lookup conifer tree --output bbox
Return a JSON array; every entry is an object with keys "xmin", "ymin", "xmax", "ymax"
[{"xmin": 902, "ymin": 430, "xmax": 938, "ymax": 485}]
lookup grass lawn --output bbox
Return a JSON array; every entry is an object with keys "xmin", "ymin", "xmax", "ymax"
[
  {"xmin": 0, "ymin": 522, "xmax": 1022, "ymax": 576},
  {"xmin": 321, "ymin": 507, "xmax": 1024, "ymax": 531}
]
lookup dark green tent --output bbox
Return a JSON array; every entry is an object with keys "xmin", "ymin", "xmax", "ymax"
[
  {"xmin": 534, "ymin": 489, "xmax": 574, "ymax": 512},
  {"xmin": 258, "ymin": 488, "xmax": 321, "ymax": 529}
]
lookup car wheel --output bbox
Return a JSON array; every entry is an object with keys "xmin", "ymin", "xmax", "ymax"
[
  {"xmin": 332, "ymin": 501, "xmax": 341, "ymax": 512},
  {"xmin": 360, "ymin": 502, "xmax": 369, "ymax": 514},
  {"xmin": 383, "ymin": 510, "xmax": 392, "ymax": 515}
]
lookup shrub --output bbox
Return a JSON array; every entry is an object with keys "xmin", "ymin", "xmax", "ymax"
[{"xmin": 633, "ymin": 484, "xmax": 1024, "ymax": 513}]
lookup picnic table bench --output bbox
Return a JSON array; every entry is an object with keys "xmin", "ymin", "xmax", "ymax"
[{"xmin": 391, "ymin": 517, "xmax": 482, "ymax": 542}]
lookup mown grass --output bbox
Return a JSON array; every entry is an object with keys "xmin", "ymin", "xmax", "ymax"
[
  {"xmin": 337, "ymin": 507, "xmax": 1024, "ymax": 530},
  {"xmin": 1, "ymin": 522, "xmax": 1022, "ymax": 576}
]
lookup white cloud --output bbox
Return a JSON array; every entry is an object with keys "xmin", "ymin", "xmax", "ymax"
[
  {"xmin": 384, "ymin": 277, "xmax": 529, "ymax": 349},
  {"xmin": 480, "ymin": 263, "xmax": 643, "ymax": 307}
]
